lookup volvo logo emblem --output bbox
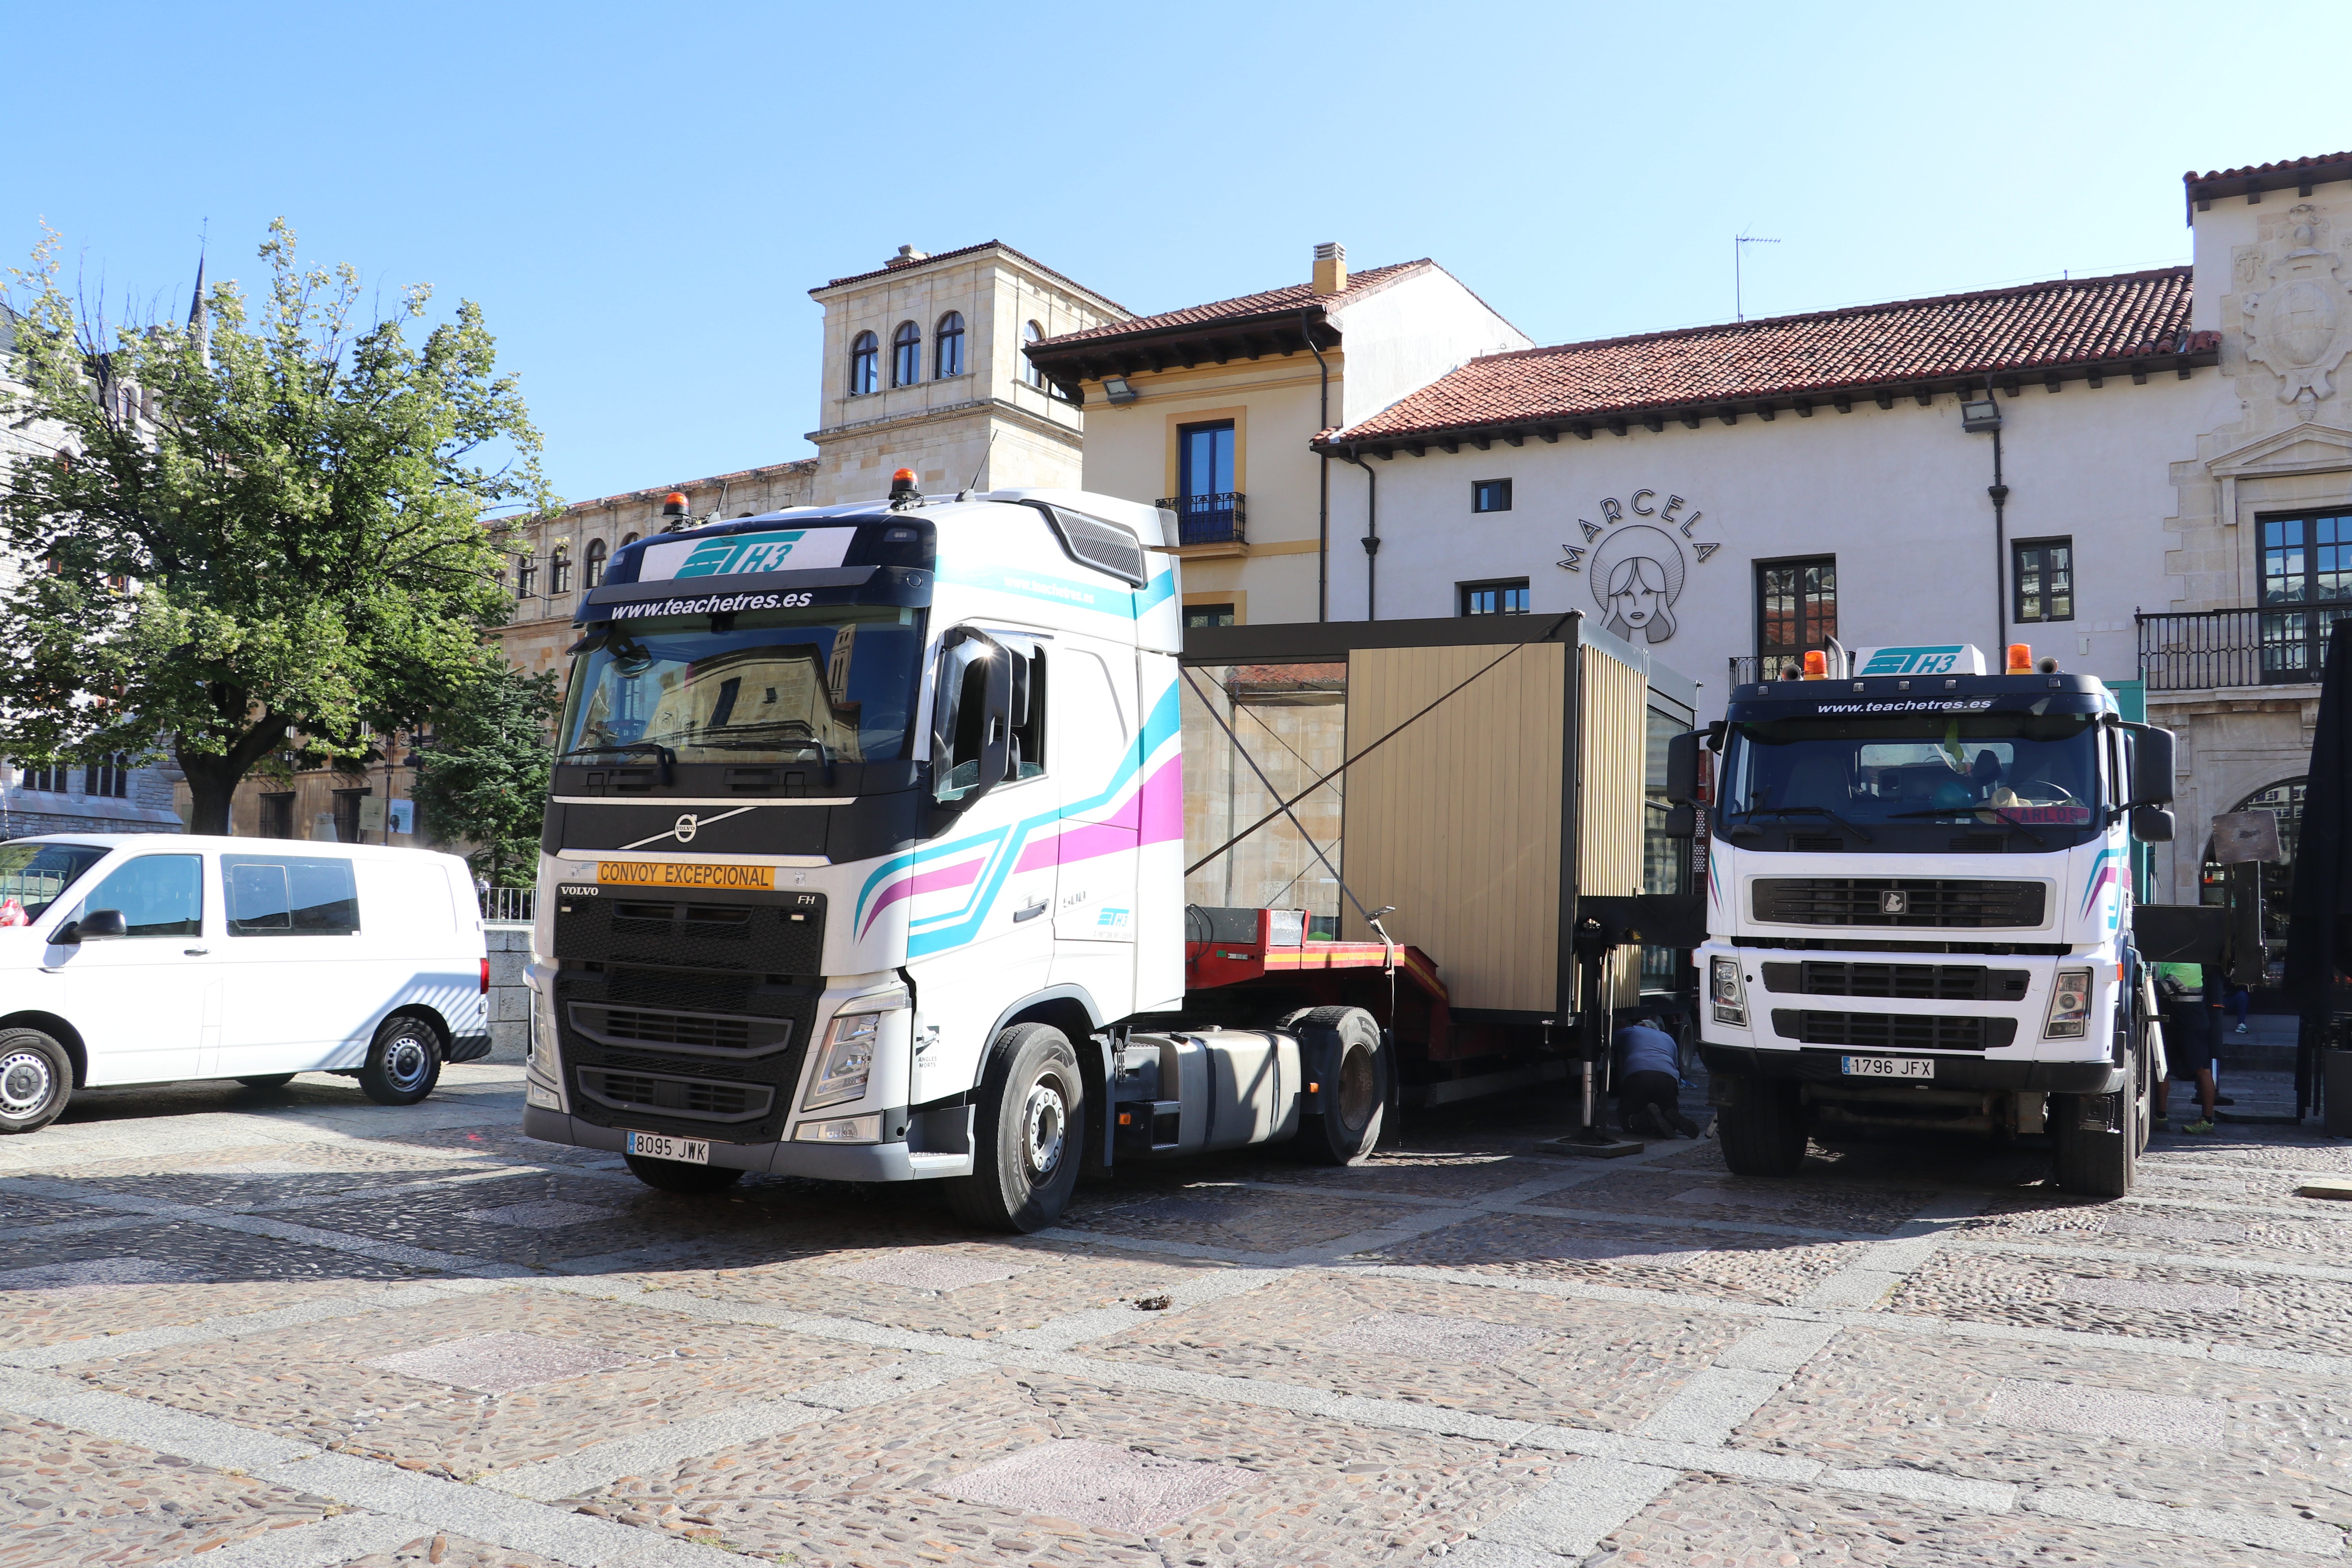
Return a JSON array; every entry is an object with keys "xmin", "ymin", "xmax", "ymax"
[
  {"xmin": 673, "ymin": 813, "xmax": 699, "ymax": 844},
  {"xmin": 1880, "ymin": 890, "xmax": 1908, "ymax": 915}
]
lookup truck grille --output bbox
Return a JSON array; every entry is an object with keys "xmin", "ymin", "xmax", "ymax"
[
  {"xmin": 553, "ymin": 889, "xmax": 825, "ymax": 975},
  {"xmin": 566, "ymin": 1002, "xmax": 793, "ymax": 1055},
  {"xmin": 1770, "ymin": 1009, "xmax": 2018, "ymax": 1052},
  {"xmin": 574, "ymin": 1065, "xmax": 772, "ymax": 1123},
  {"xmin": 1760, "ymin": 962, "xmax": 2031, "ymax": 1002},
  {"xmin": 1751, "ymin": 878, "xmax": 2046, "ymax": 929}
]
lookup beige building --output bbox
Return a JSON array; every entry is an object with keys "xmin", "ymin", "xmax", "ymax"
[{"xmin": 1025, "ymin": 245, "xmax": 1530, "ymax": 627}]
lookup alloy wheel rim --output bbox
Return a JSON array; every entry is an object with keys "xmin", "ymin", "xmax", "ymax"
[
  {"xmin": 0, "ymin": 1049, "xmax": 53, "ymax": 1117},
  {"xmin": 1023, "ymin": 1080, "xmax": 1066, "ymax": 1178}
]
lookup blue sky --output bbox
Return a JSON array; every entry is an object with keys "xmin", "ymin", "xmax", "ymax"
[{"xmin": 14, "ymin": 1, "xmax": 2349, "ymax": 504}]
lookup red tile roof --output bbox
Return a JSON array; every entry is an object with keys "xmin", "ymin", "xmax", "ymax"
[
  {"xmin": 1327, "ymin": 268, "xmax": 2214, "ymax": 448},
  {"xmin": 811, "ymin": 240, "xmax": 1128, "ymax": 314},
  {"xmin": 2184, "ymin": 149, "xmax": 2352, "ymax": 216},
  {"xmin": 1033, "ymin": 259, "xmax": 1434, "ymax": 350}
]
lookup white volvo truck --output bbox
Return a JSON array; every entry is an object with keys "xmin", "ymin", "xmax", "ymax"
[
  {"xmin": 1672, "ymin": 643, "xmax": 2180, "ymax": 1196},
  {"xmin": 521, "ymin": 476, "xmax": 1669, "ymax": 1229}
]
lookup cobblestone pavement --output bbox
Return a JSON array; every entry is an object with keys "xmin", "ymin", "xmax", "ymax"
[{"xmin": 2, "ymin": 1056, "xmax": 2348, "ymax": 1566}]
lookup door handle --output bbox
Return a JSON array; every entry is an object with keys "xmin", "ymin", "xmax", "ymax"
[
  {"xmin": 184, "ymin": 947, "xmax": 211, "ymax": 956},
  {"xmin": 1013, "ymin": 902, "xmax": 1046, "ymax": 923}
]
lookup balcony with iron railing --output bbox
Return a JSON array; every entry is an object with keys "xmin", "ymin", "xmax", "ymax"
[
  {"xmin": 1153, "ymin": 492, "xmax": 1247, "ymax": 548},
  {"xmin": 2137, "ymin": 605, "xmax": 2349, "ymax": 691}
]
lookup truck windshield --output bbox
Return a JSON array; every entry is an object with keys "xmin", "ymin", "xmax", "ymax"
[
  {"xmin": 0, "ymin": 842, "xmax": 109, "ymax": 921},
  {"xmin": 1721, "ymin": 711, "xmax": 2104, "ymax": 838},
  {"xmin": 560, "ymin": 605, "xmax": 926, "ymax": 766}
]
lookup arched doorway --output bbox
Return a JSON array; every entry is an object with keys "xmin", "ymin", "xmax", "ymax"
[{"xmin": 2201, "ymin": 776, "xmax": 2306, "ymax": 967}]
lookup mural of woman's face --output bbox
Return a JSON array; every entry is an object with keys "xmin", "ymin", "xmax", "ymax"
[{"xmin": 1608, "ymin": 559, "xmax": 1664, "ymax": 627}]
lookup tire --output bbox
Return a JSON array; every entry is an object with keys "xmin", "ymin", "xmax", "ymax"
[
  {"xmin": 0, "ymin": 1029, "xmax": 71, "ymax": 1134},
  {"xmin": 948, "ymin": 1022, "xmax": 1085, "ymax": 1233},
  {"xmin": 1717, "ymin": 1075, "xmax": 1808, "ymax": 1176},
  {"xmin": 2054, "ymin": 1050, "xmax": 2140, "ymax": 1198},
  {"xmin": 1283, "ymin": 1005, "xmax": 1388, "ymax": 1165},
  {"xmin": 358, "ymin": 1014, "xmax": 444, "ymax": 1106},
  {"xmin": 237, "ymin": 1074, "xmax": 297, "ymax": 1090},
  {"xmin": 623, "ymin": 1153, "xmax": 746, "ymax": 1193}
]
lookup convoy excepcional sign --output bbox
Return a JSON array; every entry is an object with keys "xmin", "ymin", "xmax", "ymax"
[{"xmin": 595, "ymin": 860, "xmax": 777, "ymax": 889}]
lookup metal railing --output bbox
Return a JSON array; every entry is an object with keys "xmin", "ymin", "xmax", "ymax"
[
  {"xmin": 481, "ymin": 886, "xmax": 535, "ymax": 923},
  {"xmin": 1154, "ymin": 492, "xmax": 1247, "ymax": 546},
  {"xmin": 2137, "ymin": 606, "xmax": 2349, "ymax": 691}
]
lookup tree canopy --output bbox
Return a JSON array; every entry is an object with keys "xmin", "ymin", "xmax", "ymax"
[
  {"xmin": 410, "ymin": 656, "xmax": 561, "ymax": 886},
  {"xmin": 0, "ymin": 220, "xmax": 549, "ymax": 832}
]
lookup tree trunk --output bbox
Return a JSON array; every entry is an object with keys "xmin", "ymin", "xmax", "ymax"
[{"xmin": 178, "ymin": 753, "xmax": 241, "ymax": 835}]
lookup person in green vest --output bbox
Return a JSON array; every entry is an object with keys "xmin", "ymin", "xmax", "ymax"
[{"xmin": 2154, "ymin": 961, "xmax": 2217, "ymax": 1133}]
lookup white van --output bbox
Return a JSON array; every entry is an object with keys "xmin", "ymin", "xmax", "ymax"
[{"xmin": 0, "ymin": 835, "xmax": 489, "ymax": 1133}]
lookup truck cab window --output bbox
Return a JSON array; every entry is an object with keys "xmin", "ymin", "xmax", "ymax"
[{"xmin": 933, "ymin": 636, "xmax": 1046, "ymax": 801}]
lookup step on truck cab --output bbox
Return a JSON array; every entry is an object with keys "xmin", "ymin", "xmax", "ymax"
[
  {"xmin": 523, "ymin": 476, "xmax": 1683, "ymax": 1227},
  {"xmin": 1674, "ymin": 643, "xmax": 2180, "ymax": 1195}
]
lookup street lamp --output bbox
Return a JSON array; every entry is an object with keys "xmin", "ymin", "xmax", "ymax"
[
  {"xmin": 1100, "ymin": 376, "xmax": 1138, "ymax": 405},
  {"xmin": 1959, "ymin": 395, "xmax": 2003, "ymax": 433}
]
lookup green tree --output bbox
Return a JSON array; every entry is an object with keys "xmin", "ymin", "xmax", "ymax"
[
  {"xmin": 0, "ymin": 220, "xmax": 548, "ymax": 831},
  {"xmin": 411, "ymin": 656, "xmax": 562, "ymax": 886}
]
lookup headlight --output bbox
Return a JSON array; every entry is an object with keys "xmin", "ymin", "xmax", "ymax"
[
  {"xmin": 2044, "ymin": 967, "xmax": 2094, "ymax": 1039},
  {"xmin": 529, "ymin": 980, "xmax": 562, "ymax": 1082},
  {"xmin": 803, "ymin": 987, "xmax": 906, "ymax": 1111},
  {"xmin": 1711, "ymin": 956, "xmax": 1749, "ymax": 1026}
]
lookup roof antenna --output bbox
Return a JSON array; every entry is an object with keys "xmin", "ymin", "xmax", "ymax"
[
  {"xmin": 956, "ymin": 428, "xmax": 999, "ymax": 501},
  {"xmin": 1735, "ymin": 231, "xmax": 1780, "ymax": 321}
]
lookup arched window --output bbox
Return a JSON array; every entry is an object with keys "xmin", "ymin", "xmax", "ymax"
[
  {"xmin": 585, "ymin": 537, "xmax": 609, "ymax": 587},
  {"xmin": 892, "ymin": 321, "xmax": 922, "ymax": 387},
  {"xmin": 1023, "ymin": 320, "xmax": 1045, "ymax": 388},
  {"xmin": 935, "ymin": 312, "xmax": 965, "ymax": 378},
  {"xmin": 2201, "ymin": 776, "xmax": 2307, "ymax": 952},
  {"xmin": 515, "ymin": 554, "xmax": 536, "ymax": 598},
  {"xmin": 548, "ymin": 547, "xmax": 571, "ymax": 595},
  {"xmin": 620, "ymin": 532, "xmax": 639, "ymax": 550},
  {"xmin": 848, "ymin": 331, "xmax": 879, "ymax": 396}
]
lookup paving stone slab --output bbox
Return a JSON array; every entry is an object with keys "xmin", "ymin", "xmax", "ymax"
[
  {"xmin": 0, "ymin": 1256, "xmax": 201, "ymax": 1296},
  {"xmin": 2055, "ymin": 1276, "xmax": 2246, "ymax": 1311},
  {"xmin": 566, "ymin": 1364, "xmax": 1557, "ymax": 1567},
  {"xmin": 1738, "ymin": 1323, "xmax": 2352, "ymax": 1529},
  {"xmin": 458, "ymin": 1199, "xmax": 620, "ymax": 1230},
  {"xmin": 936, "ymin": 1436, "xmax": 1254, "ymax": 1534},
  {"xmin": 1891, "ymin": 1249, "xmax": 2352, "ymax": 1357},
  {"xmin": 368, "ymin": 1330, "xmax": 638, "ymax": 1396},
  {"xmin": 68, "ymin": 1286, "xmax": 901, "ymax": 1478},
  {"xmin": 1081, "ymin": 1274, "xmax": 1742, "ymax": 1431},
  {"xmin": 824, "ymin": 1249, "xmax": 1036, "ymax": 1292},
  {"xmin": 1366, "ymin": 1209, "xmax": 1851, "ymax": 1305},
  {"xmin": 0, "ymin": 1415, "xmax": 337, "ymax": 1568},
  {"xmin": 1058, "ymin": 1186, "xmax": 1421, "ymax": 1254},
  {"xmin": 1537, "ymin": 1166, "xmax": 1933, "ymax": 1236}
]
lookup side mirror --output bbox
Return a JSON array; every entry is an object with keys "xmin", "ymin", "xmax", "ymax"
[
  {"xmin": 2130, "ymin": 805, "xmax": 2175, "ymax": 844},
  {"xmin": 930, "ymin": 628, "xmax": 1013, "ymax": 811},
  {"xmin": 71, "ymin": 909, "xmax": 128, "ymax": 942},
  {"xmin": 1662, "ymin": 803, "xmax": 1697, "ymax": 839},
  {"xmin": 1665, "ymin": 731, "xmax": 1702, "ymax": 805},
  {"xmin": 2126, "ymin": 722, "xmax": 2175, "ymax": 807}
]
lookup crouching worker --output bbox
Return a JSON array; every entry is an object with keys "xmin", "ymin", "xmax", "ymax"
[{"xmin": 1613, "ymin": 1013, "xmax": 1699, "ymax": 1139}]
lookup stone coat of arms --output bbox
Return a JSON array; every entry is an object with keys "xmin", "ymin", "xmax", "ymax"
[{"xmin": 2242, "ymin": 205, "xmax": 2352, "ymax": 404}]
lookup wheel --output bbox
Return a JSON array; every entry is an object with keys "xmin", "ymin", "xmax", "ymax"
[
  {"xmin": 948, "ymin": 1022, "xmax": 1085, "ymax": 1233},
  {"xmin": 1717, "ymin": 1075, "xmax": 1808, "ymax": 1176},
  {"xmin": 358, "ymin": 1014, "xmax": 444, "ymax": 1106},
  {"xmin": 2054, "ymin": 1051, "xmax": 2140, "ymax": 1198},
  {"xmin": 237, "ymin": 1074, "xmax": 297, "ymax": 1090},
  {"xmin": 1283, "ymin": 1005, "xmax": 1388, "ymax": 1165},
  {"xmin": 623, "ymin": 1153, "xmax": 745, "ymax": 1193},
  {"xmin": 0, "ymin": 1029, "xmax": 71, "ymax": 1134}
]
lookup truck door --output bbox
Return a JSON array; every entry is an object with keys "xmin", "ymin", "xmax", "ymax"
[{"xmin": 1051, "ymin": 641, "xmax": 1141, "ymax": 949}]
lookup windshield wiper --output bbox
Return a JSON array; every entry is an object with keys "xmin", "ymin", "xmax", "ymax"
[
  {"xmin": 563, "ymin": 741, "xmax": 675, "ymax": 784},
  {"xmin": 1732, "ymin": 806, "xmax": 1874, "ymax": 844},
  {"xmin": 1883, "ymin": 806, "xmax": 2051, "ymax": 847}
]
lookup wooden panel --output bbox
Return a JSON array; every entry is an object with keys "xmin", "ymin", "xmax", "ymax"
[
  {"xmin": 1339, "ymin": 642, "xmax": 1566, "ymax": 1014},
  {"xmin": 1577, "ymin": 642, "xmax": 1651, "ymax": 1007}
]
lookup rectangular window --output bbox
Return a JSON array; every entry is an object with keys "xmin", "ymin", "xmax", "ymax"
[
  {"xmin": 2258, "ymin": 510, "xmax": 2352, "ymax": 682},
  {"xmin": 1184, "ymin": 603, "xmax": 1236, "ymax": 628},
  {"xmin": 260, "ymin": 793, "xmax": 296, "ymax": 839},
  {"xmin": 332, "ymin": 789, "xmax": 369, "ymax": 845},
  {"xmin": 515, "ymin": 555, "xmax": 537, "ymax": 599},
  {"xmin": 72, "ymin": 854, "xmax": 203, "ymax": 937},
  {"xmin": 1756, "ymin": 555, "xmax": 1837, "ymax": 673},
  {"xmin": 1459, "ymin": 578, "xmax": 1530, "ymax": 616},
  {"xmin": 223, "ymin": 854, "xmax": 362, "ymax": 936},
  {"xmin": 1177, "ymin": 421, "xmax": 1236, "ymax": 499},
  {"xmin": 2013, "ymin": 537, "xmax": 2073, "ymax": 623},
  {"xmin": 82, "ymin": 754, "xmax": 129, "ymax": 800},
  {"xmin": 1472, "ymin": 479, "xmax": 1512, "ymax": 513}
]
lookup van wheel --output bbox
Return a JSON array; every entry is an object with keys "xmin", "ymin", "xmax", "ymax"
[
  {"xmin": 1283, "ymin": 1005, "xmax": 1388, "ymax": 1165},
  {"xmin": 1718, "ymin": 1077, "xmax": 1808, "ymax": 1176},
  {"xmin": 237, "ymin": 1074, "xmax": 297, "ymax": 1090},
  {"xmin": 359, "ymin": 1015, "xmax": 444, "ymax": 1106},
  {"xmin": 623, "ymin": 1154, "xmax": 745, "ymax": 1194},
  {"xmin": 949, "ymin": 1023, "xmax": 1083, "ymax": 1233},
  {"xmin": 0, "ymin": 1029, "xmax": 71, "ymax": 1134}
]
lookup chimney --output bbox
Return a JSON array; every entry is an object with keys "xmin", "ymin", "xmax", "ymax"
[
  {"xmin": 884, "ymin": 244, "xmax": 929, "ymax": 270},
  {"xmin": 1311, "ymin": 242, "xmax": 1347, "ymax": 296}
]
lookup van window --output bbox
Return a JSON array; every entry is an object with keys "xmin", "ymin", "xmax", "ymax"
[
  {"xmin": 0, "ymin": 842, "xmax": 109, "ymax": 921},
  {"xmin": 223, "ymin": 855, "xmax": 362, "ymax": 936},
  {"xmin": 71, "ymin": 855, "xmax": 203, "ymax": 937}
]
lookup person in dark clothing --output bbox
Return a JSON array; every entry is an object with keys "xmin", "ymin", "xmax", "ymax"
[
  {"xmin": 1613, "ymin": 1014, "xmax": 1698, "ymax": 1137},
  {"xmin": 2156, "ymin": 964, "xmax": 2218, "ymax": 1132}
]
